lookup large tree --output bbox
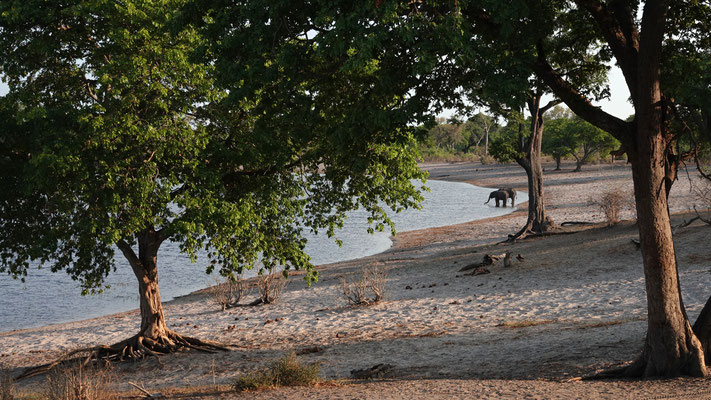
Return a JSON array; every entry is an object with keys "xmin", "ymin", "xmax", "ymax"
[
  {"xmin": 0, "ymin": 0, "xmax": 426, "ymax": 365},
  {"xmin": 527, "ymin": 0, "xmax": 711, "ymax": 376},
  {"xmin": 406, "ymin": 0, "xmax": 709, "ymax": 376}
]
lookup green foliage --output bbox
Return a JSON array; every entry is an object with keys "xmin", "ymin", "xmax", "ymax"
[
  {"xmin": 541, "ymin": 118, "xmax": 570, "ymax": 166},
  {"xmin": 489, "ymin": 120, "xmax": 526, "ymax": 164},
  {"xmin": 417, "ymin": 112, "xmax": 501, "ymax": 160},
  {"xmin": 542, "ymin": 108, "xmax": 619, "ymax": 171},
  {"xmin": 0, "ymin": 0, "xmax": 428, "ymax": 296},
  {"xmin": 233, "ymin": 352, "xmax": 320, "ymax": 392}
]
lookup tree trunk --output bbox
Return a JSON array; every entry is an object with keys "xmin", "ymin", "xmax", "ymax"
[
  {"xmin": 554, "ymin": 156, "xmax": 561, "ymax": 171},
  {"xmin": 135, "ymin": 230, "xmax": 169, "ymax": 340},
  {"xmin": 574, "ymin": 158, "xmax": 582, "ymax": 172},
  {"xmin": 626, "ymin": 140, "xmax": 706, "ymax": 376},
  {"xmin": 511, "ymin": 96, "xmax": 556, "ymax": 239},
  {"xmin": 108, "ymin": 229, "xmax": 228, "ymax": 359},
  {"xmin": 623, "ymin": 2, "xmax": 706, "ymax": 372},
  {"xmin": 693, "ymin": 296, "xmax": 711, "ymax": 364},
  {"xmin": 523, "ymin": 118, "xmax": 555, "ymax": 233},
  {"xmin": 485, "ymin": 128, "xmax": 489, "ymax": 155}
]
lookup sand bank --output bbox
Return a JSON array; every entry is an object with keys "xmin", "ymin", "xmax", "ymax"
[{"xmin": 2, "ymin": 161, "xmax": 711, "ymax": 399}]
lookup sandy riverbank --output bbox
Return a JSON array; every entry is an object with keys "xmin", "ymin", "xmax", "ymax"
[{"xmin": 2, "ymin": 161, "xmax": 711, "ymax": 399}]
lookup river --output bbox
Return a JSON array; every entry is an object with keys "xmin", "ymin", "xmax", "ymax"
[{"xmin": 0, "ymin": 180, "xmax": 526, "ymax": 332}]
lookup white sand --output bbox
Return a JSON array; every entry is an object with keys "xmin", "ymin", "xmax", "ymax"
[{"xmin": 2, "ymin": 161, "xmax": 711, "ymax": 399}]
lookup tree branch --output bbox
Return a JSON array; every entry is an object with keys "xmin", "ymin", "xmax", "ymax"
[
  {"xmin": 541, "ymin": 99, "xmax": 563, "ymax": 114},
  {"xmin": 117, "ymin": 239, "xmax": 141, "ymax": 272},
  {"xmin": 532, "ymin": 54, "xmax": 632, "ymax": 142},
  {"xmin": 574, "ymin": 0, "xmax": 639, "ymax": 95}
]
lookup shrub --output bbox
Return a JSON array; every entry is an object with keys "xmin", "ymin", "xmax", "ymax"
[
  {"xmin": 44, "ymin": 362, "xmax": 119, "ymax": 400},
  {"xmin": 233, "ymin": 352, "xmax": 319, "ymax": 392},
  {"xmin": 209, "ymin": 276, "xmax": 250, "ymax": 311},
  {"xmin": 589, "ymin": 188, "xmax": 633, "ymax": 225},
  {"xmin": 0, "ymin": 366, "xmax": 15, "ymax": 400},
  {"xmin": 257, "ymin": 270, "xmax": 287, "ymax": 305},
  {"xmin": 340, "ymin": 264, "xmax": 387, "ymax": 306},
  {"xmin": 478, "ymin": 153, "xmax": 496, "ymax": 165}
]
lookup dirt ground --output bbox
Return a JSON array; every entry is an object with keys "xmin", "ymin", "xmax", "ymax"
[{"xmin": 3, "ymin": 160, "xmax": 711, "ymax": 399}]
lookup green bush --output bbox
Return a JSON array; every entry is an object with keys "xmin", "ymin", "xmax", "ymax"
[{"xmin": 234, "ymin": 352, "xmax": 320, "ymax": 392}]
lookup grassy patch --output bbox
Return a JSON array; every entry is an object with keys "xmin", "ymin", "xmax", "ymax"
[
  {"xmin": 496, "ymin": 319, "xmax": 555, "ymax": 329},
  {"xmin": 234, "ymin": 352, "xmax": 320, "ymax": 392},
  {"xmin": 579, "ymin": 317, "xmax": 643, "ymax": 329}
]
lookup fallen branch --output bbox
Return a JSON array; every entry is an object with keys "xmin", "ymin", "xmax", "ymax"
[
  {"xmin": 458, "ymin": 253, "xmax": 506, "ymax": 272},
  {"xmin": 672, "ymin": 216, "xmax": 700, "ymax": 233},
  {"xmin": 128, "ymin": 381, "xmax": 164, "ymax": 399},
  {"xmin": 16, "ymin": 331, "xmax": 229, "ymax": 380},
  {"xmin": 560, "ymin": 221, "xmax": 595, "ymax": 226}
]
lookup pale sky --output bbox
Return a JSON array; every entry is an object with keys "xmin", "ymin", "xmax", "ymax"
[
  {"xmin": 589, "ymin": 65, "xmax": 634, "ymax": 120},
  {"xmin": 0, "ymin": 65, "xmax": 634, "ymax": 120}
]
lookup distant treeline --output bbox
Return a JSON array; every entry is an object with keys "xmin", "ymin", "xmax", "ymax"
[{"xmin": 417, "ymin": 106, "xmax": 624, "ymax": 171}]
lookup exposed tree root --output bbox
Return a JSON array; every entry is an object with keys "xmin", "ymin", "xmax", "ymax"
[
  {"xmin": 15, "ymin": 330, "xmax": 228, "ymax": 381},
  {"xmin": 504, "ymin": 218, "xmax": 558, "ymax": 242},
  {"xmin": 583, "ymin": 343, "xmax": 708, "ymax": 380}
]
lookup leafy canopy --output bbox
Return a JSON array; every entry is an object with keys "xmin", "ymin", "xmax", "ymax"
[{"xmin": 0, "ymin": 0, "xmax": 429, "ymax": 293}]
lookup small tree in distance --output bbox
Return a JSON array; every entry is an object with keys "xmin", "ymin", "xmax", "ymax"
[{"xmin": 543, "ymin": 107, "xmax": 620, "ymax": 172}]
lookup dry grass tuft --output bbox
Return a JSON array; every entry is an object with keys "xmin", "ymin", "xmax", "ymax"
[
  {"xmin": 0, "ymin": 366, "xmax": 15, "ymax": 400},
  {"xmin": 496, "ymin": 319, "xmax": 554, "ymax": 329},
  {"xmin": 44, "ymin": 362, "xmax": 119, "ymax": 400},
  {"xmin": 233, "ymin": 352, "xmax": 320, "ymax": 392},
  {"xmin": 578, "ymin": 316, "xmax": 643, "ymax": 329},
  {"xmin": 257, "ymin": 270, "xmax": 287, "ymax": 305},
  {"xmin": 208, "ymin": 276, "xmax": 251, "ymax": 311},
  {"xmin": 340, "ymin": 264, "xmax": 387, "ymax": 306},
  {"xmin": 589, "ymin": 188, "xmax": 634, "ymax": 225}
]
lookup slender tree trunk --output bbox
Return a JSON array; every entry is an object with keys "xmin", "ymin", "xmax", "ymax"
[
  {"xmin": 485, "ymin": 129, "xmax": 489, "ymax": 155},
  {"xmin": 524, "ymin": 116, "xmax": 555, "ymax": 233},
  {"xmin": 554, "ymin": 156, "xmax": 561, "ymax": 171},
  {"xmin": 512, "ymin": 96, "xmax": 556, "ymax": 239},
  {"xmin": 574, "ymin": 157, "xmax": 582, "ymax": 172},
  {"xmin": 510, "ymin": 94, "xmax": 556, "ymax": 238},
  {"xmin": 109, "ymin": 228, "xmax": 228, "ymax": 359}
]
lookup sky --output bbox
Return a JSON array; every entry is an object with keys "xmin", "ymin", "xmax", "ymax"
[
  {"xmin": 590, "ymin": 65, "xmax": 634, "ymax": 120},
  {"xmin": 0, "ymin": 65, "xmax": 634, "ymax": 119}
]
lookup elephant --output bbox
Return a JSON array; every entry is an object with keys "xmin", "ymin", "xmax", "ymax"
[
  {"xmin": 484, "ymin": 189, "xmax": 510, "ymax": 207},
  {"xmin": 498, "ymin": 187, "xmax": 516, "ymax": 207}
]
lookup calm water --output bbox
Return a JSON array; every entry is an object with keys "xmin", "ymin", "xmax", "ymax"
[{"xmin": 0, "ymin": 180, "xmax": 526, "ymax": 332}]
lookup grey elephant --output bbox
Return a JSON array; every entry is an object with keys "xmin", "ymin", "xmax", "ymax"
[
  {"xmin": 498, "ymin": 187, "xmax": 516, "ymax": 207},
  {"xmin": 484, "ymin": 189, "xmax": 510, "ymax": 207}
]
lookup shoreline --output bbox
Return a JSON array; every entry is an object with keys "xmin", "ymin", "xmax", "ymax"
[
  {"xmin": 4, "ymin": 160, "xmax": 711, "ymax": 399},
  {"xmin": 0, "ymin": 173, "xmax": 524, "ymax": 335}
]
